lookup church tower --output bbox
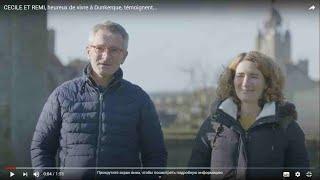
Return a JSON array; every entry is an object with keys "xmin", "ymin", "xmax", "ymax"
[{"xmin": 256, "ymin": 3, "xmax": 292, "ymax": 75}]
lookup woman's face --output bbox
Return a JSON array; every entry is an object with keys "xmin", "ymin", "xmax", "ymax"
[{"xmin": 234, "ymin": 61, "xmax": 266, "ymax": 104}]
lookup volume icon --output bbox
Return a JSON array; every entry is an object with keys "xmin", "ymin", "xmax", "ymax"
[{"xmin": 33, "ymin": 171, "xmax": 40, "ymax": 177}]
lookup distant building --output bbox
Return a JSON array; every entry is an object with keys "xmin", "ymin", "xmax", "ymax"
[
  {"xmin": 66, "ymin": 58, "xmax": 88, "ymax": 77},
  {"xmin": 0, "ymin": 23, "xmax": 87, "ymax": 165},
  {"xmin": 152, "ymin": 87, "xmax": 215, "ymax": 129},
  {"xmin": 0, "ymin": 9, "xmax": 48, "ymax": 165},
  {"xmin": 256, "ymin": 4, "xmax": 319, "ymax": 139},
  {"xmin": 292, "ymin": 83, "xmax": 320, "ymax": 139},
  {"xmin": 47, "ymin": 29, "xmax": 87, "ymax": 92},
  {"xmin": 256, "ymin": 5, "xmax": 317, "ymax": 98}
]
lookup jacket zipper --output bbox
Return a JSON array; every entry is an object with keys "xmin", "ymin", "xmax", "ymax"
[
  {"xmin": 216, "ymin": 111, "xmax": 247, "ymax": 178},
  {"xmin": 84, "ymin": 73, "xmax": 119, "ymax": 179},
  {"xmin": 234, "ymin": 130, "xmax": 243, "ymax": 179},
  {"xmin": 216, "ymin": 110, "xmax": 277, "ymax": 179},
  {"xmin": 233, "ymin": 131, "xmax": 249, "ymax": 179},
  {"xmin": 235, "ymin": 125, "xmax": 266, "ymax": 178},
  {"xmin": 244, "ymin": 131, "xmax": 248, "ymax": 161},
  {"xmin": 235, "ymin": 136, "xmax": 241, "ymax": 178},
  {"xmin": 95, "ymin": 93, "xmax": 104, "ymax": 176}
]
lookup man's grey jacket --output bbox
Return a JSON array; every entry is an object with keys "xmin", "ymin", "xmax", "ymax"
[{"xmin": 30, "ymin": 65, "xmax": 167, "ymax": 178}]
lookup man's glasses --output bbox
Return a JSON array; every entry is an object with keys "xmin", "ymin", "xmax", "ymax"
[{"xmin": 89, "ymin": 45, "xmax": 125, "ymax": 55}]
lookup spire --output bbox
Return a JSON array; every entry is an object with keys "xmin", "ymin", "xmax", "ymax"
[{"xmin": 264, "ymin": 0, "xmax": 282, "ymax": 29}]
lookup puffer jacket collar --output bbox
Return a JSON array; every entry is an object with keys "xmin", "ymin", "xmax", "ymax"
[
  {"xmin": 211, "ymin": 97, "xmax": 297, "ymax": 131},
  {"xmin": 81, "ymin": 63, "xmax": 123, "ymax": 93},
  {"xmin": 218, "ymin": 97, "xmax": 276, "ymax": 121}
]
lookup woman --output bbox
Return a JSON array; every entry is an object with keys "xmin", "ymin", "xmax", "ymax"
[{"xmin": 188, "ymin": 51, "xmax": 309, "ymax": 180}]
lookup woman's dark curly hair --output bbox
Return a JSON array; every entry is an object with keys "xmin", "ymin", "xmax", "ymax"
[{"xmin": 216, "ymin": 51, "xmax": 285, "ymax": 106}]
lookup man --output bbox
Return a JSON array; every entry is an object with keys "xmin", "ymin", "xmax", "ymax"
[{"xmin": 31, "ymin": 21, "xmax": 167, "ymax": 179}]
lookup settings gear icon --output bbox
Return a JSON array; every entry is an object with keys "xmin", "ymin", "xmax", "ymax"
[{"xmin": 295, "ymin": 171, "xmax": 300, "ymax": 177}]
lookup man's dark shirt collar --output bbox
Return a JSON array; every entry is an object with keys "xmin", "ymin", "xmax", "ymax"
[{"xmin": 82, "ymin": 63, "xmax": 123, "ymax": 91}]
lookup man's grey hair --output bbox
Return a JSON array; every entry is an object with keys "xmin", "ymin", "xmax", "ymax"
[{"xmin": 88, "ymin": 21, "xmax": 129, "ymax": 50}]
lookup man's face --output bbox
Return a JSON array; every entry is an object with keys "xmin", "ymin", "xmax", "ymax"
[
  {"xmin": 234, "ymin": 61, "xmax": 266, "ymax": 104},
  {"xmin": 86, "ymin": 29, "xmax": 127, "ymax": 78}
]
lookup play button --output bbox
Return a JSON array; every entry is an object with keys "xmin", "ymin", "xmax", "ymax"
[{"xmin": 9, "ymin": 171, "xmax": 15, "ymax": 177}]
